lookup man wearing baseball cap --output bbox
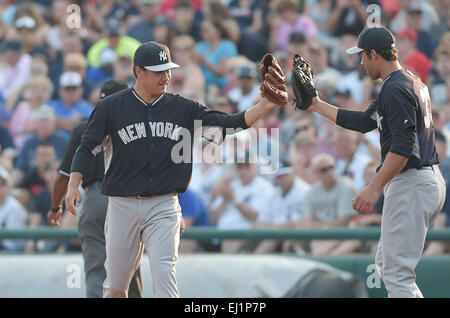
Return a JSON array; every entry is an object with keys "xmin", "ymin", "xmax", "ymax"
[
  {"xmin": 307, "ymin": 26, "xmax": 446, "ymax": 297},
  {"xmin": 345, "ymin": 26, "xmax": 396, "ymax": 55},
  {"xmin": 14, "ymin": 15, "xmax": 49, "ymax": 61},
  {"xmin": 132, "ymin": 41, "xmax": 180, "ymax": 72},
  {"xmin": 396, "ymin": 28, "xmax": 431, "ymax": 82},
  {"xmin": 48, "ymin": 80, "xmax": 143, "ymax": 298},
  {"xmin": 403, "ymin": 4, "xmax": 437, "ymax": 58},
  {"xmin": 48, "ymin": 72, "xmax": 94, "ymax": 139},
  {"xmin": 228, "ymin": 63, "xmax": 260, "ymax": 112},
  {"xmin": 0, "ymin": 39, "xmax": 28, "ymax": 99},
  {"xmin": 86, "ymin": 18, "xmax": 141, "ymax": 68},
  {"xmin": 65, "ymin": 41, "xmax": 287, "ymax": 298}
]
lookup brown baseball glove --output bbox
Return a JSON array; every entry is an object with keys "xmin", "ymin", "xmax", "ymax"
[{"xmin": 259, "ymin": 53, "xmax": 288, "ymax": 105}]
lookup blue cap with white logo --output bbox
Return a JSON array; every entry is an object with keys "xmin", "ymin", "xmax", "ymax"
[
  {"xmin": 346, "ymin": 26, "xmax": 396, "ymax": 55},
  {"xmin": 133, "ymin": 41, "xmax": 179, "ymax": 72}
]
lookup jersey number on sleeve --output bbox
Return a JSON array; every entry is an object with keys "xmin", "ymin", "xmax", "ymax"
[{"xmin": 419, "ymin": 86, "xmax": 432, "ymax": 129}]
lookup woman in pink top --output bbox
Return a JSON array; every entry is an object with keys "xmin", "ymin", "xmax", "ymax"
[
  {"xmin": 269, "ymin": 0, "xmax": 318, "ymax": 52},
  {"xmin": 9, "ymin": 75, "xmax": 53, "ymax": 150}
]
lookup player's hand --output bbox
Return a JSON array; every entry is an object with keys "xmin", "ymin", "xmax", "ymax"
[
  {"xmin": 352, "ymin": 184, "xmax": 381, "ymax": 213},
  {"xmin": 65, "ymin": 186, "xmax": 81, "ymax": 216},
  {"xmin": 47, "ymin": 207, "xmax": 63, "ymax": 227},
  {"xmin": 180, "ymin": 216, "xmax": 185, "ymax": 236}
]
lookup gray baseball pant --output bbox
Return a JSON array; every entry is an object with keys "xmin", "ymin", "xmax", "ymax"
[
  {"xmin": 375, "ymin": 165, "xmax": 446, "ymax": 298},
  {"xmin": 103, "ymin": 192, "xmax": 182, "ymax": 298},
  {"xmin": 78, "ymin": 182, "xmax": 143, "ymax": 298}
]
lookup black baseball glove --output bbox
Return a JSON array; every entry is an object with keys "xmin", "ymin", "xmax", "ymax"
[{"xmin": 291, "ymin": 54, "xmax": 317, "ymax": 110}]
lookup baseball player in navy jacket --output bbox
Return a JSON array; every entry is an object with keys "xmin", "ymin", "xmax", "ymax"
[{"xmin": 64, "ymin": 42, "xmax": 286, "ymax": 298}]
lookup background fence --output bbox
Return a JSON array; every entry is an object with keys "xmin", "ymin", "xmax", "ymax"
[{"xmin": 2, "ymin": 227, "xmax": 450, "ymax": 297}]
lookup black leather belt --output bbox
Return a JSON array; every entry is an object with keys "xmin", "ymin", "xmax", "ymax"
[
  {"xmin": 417, "ymin": 166, "xmax": 432, "ymax": 170},
  {"xmin": 130, "ymin": 192, "xmax": 176, "ymax": 199},
  {"xmin": 417, "ymin": 164, "xmax": 439, "ymax": 172}
]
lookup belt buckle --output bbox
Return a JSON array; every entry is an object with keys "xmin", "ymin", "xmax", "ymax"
[{"xmin": 136, "ymin": 194, "xmax": 151, "ymax": 199}]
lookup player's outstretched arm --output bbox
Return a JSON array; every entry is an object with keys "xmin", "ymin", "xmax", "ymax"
[
  {"xmin": 308, "ymin": 95, "xmax": 378, "ymax": 134},
  {"xmin": 307, "ymin": 96, "xmax": 340, "ymax": 123},
  {"xmin": 243, "ymin": 96, "xmax": 279, "ymax": 127}
]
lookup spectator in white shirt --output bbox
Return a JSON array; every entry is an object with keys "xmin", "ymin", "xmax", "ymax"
[
  {"xmin": 210, "ymin": 154, "xmax": 274, "ymax": 253},
  {"xmin": 227, "ymin": 63, "xmax": 260, "ymax": 112},
  {"xmin": 0, "ymin": 39, "xmax": 31, "ymax": 100},
  {"xmin": 0, "ymin": 167, "xmax": 27, "ymax": 252},
  {"xmin": 334, "ymin": 128, "xmax": 373, "ymax": 191},
  {"xmin": 254, "ymin": 164, "xmax": 311, "ymax": 254}
]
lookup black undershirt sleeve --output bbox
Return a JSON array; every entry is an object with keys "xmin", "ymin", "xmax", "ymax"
[
  {"xmin": 58, "ymin": 121, "xmax": 86, "ymax": 176},
  {"xmin": 336, "ymin": 108, "xmax": 378, "ymax": 134},
  {"xmin": 223, "ymin": 111, "xmax": 250, "ymax": 133},
  {"xmin": 70, "ymin": 144, "xmax": 95, "ymax": 177}
]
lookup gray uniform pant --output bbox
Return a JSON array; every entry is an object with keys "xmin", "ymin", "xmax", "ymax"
[
  {"xmin": 376, "ymin": 165, "xmax": 446, "ymax": 298},
  {"xmin": 103, "ymin": 192, "xmax": 182, "ymax": 298},
  {"xmin": 78, "ymin": 182, "xmax": 143, "ymax": 298}
]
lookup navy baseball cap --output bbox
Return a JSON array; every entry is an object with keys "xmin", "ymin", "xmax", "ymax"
[
  {"xmin": 133, "ymin": 41, "xmax": 179, "ymax": 72},
  {"xmin": 237, "ymin": 64, "xmax": 257, "ymax": 78},
  {"xmin": 100, "ymin": 79, "xmax": 128, "ymax": 99},
  {"xmin": 346, "ymin": 26, "xmax": 395, "ymax": 55}
]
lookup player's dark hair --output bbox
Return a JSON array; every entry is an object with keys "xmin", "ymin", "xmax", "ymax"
[
  {"xmin": 133, "ymin": 65, "xmax": 146, "ymax": 79},
  {"xmin": 365, "ymin": 48, "xmax": 398, "ymax": 61}
]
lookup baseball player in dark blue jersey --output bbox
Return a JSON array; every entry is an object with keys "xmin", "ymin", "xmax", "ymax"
[
  {"xmin": 64, "ymin": 41, "xmax": 285, "ymax": 298},
  {"xmin": 307, "ymin": 26, "xmax": 446, "ymax": 297},
  {"xmin": 47, "ymin": 80, "xmax": 143, "ymax": 298}
]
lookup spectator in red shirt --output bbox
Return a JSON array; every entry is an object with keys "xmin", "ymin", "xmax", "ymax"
[{"xmin": 396, "ymin": 28, "xmax": 431, "ymax": 82}]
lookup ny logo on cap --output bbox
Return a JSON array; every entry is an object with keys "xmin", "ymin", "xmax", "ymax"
[{"xmin": 159, "ymin": 50, "xmax": 167, "ymax": 62}]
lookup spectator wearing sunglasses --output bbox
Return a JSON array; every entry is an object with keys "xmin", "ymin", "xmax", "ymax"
[
  {"xmin": 290, "ymin": 153, "xmax": 357, "ymax": 255},
  {"xmin": 168, "ymin": 35, "xmax": 205, "ymax": 103}
]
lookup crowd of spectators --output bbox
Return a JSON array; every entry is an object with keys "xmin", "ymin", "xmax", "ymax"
[{"xmin": 0, "ymin": 0, "xmax": 449, "ymax": 256}]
